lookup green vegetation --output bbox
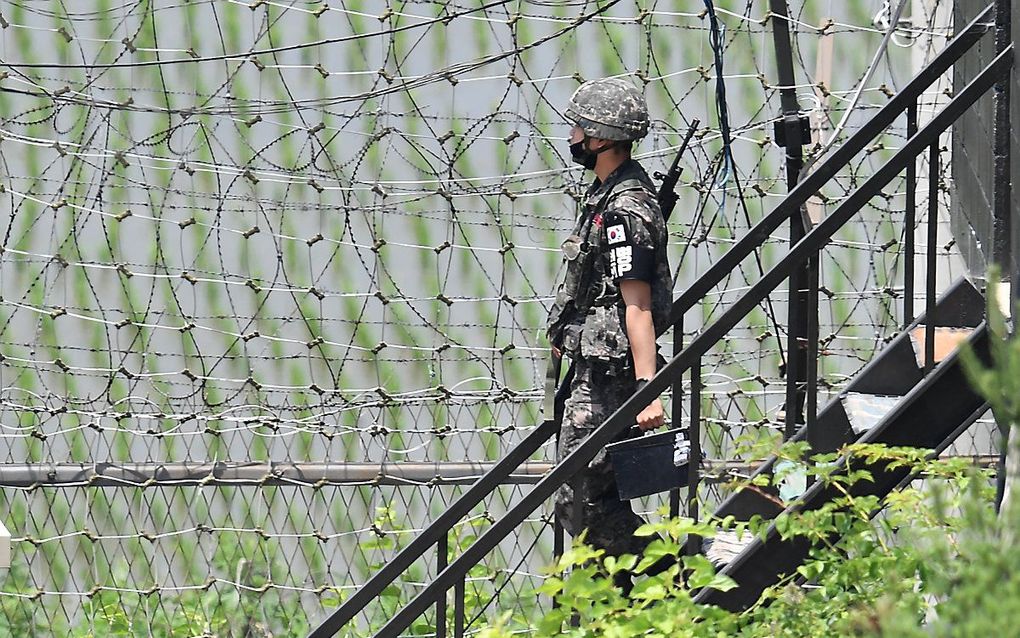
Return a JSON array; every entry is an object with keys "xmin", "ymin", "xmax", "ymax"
[
  {"xmin": 478, "ymin": 445, "xmax": 1016, "ymax": 638},
  {"xmin": 475, "ymin": 286, "xmax": 1020, "ymax": 638}
]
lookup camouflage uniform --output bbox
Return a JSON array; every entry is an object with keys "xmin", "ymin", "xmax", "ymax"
[{"xmin": 548, "ymin": 156, "xmax": 673, "ymax": 556}]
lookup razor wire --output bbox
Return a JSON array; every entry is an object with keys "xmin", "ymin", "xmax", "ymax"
[{"xmin": 0, "ymin": 1, "xmax": 994, "ymax": 635}]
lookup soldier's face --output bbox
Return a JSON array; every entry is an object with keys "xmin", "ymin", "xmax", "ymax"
[
  {"xmin": 568, "ymin": 126, "xmax": 612, "ymax": 170},
  {"xmin": 569, "ymin": 127, "xmax": 611, "ymax": 152}
]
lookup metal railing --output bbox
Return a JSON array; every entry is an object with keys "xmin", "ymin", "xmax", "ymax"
[{"xmin": 310, "ymin": 5, "xmax": 1008, "ymax": 636}]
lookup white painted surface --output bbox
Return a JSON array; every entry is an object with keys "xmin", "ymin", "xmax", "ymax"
[
  {"xmin": 0, "ymin": 518, "xmax": 10, "ymax": 569},
  {"xmin": 843, "ymin": 392, "xmax": 902, "ymax": 435}
]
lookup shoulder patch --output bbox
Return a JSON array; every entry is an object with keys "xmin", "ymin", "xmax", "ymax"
[{"xmin": 606, "ymin": 224, "xmax": 627, "ymax": 245}]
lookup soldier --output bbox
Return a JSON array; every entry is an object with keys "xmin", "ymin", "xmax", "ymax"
[{"xmin": 547, "ymin": 78, "xmax": 673, "ymax": 565}]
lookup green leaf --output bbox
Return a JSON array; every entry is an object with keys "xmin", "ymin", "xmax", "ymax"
[
  {"xmin": 797, "ymin": 561, "xmax": 825, "ymax": 580},
  {"xmin": 634, "ymin": 523, "xmax": 660, "ymax": 537},
  {"xmin": 708, "ymin": 573, "xmax": 738, "ymax": 592}
]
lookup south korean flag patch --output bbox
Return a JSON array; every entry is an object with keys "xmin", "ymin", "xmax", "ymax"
[{"xmin": 606, "ymin": 224, "xmax": 627, "ymax": 245}]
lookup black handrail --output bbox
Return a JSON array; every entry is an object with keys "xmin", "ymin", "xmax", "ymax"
[
  {"xmin": 309, "ymin": 7, "xmax": 999, "ymax": 636},
  {"xmin": 366, "ymin": 42, "xmax": 1013, "ymax": 638},
  {"xmin": 307, "ymin": 419, "xmax": 561, "ymax": 636}
]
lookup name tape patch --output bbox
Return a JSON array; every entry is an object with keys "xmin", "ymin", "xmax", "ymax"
[{"xmin": 610, "ymin": 246, "xmax": 633, "ymax": 278}]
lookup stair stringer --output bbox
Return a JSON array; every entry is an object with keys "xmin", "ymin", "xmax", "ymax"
[{"xmin": 713, "ymin": 277, "xmax": 984, "ymax": 521}]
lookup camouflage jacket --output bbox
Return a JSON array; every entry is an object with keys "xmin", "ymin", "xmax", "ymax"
[{"xmin": 547, "ymin": 159, "xmax": 673, "ymax": 366}]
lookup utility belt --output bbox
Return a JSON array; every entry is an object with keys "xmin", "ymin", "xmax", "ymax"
[{"xmin": 557, "ymin": 305, "xmax": 631, "ymax": 368}]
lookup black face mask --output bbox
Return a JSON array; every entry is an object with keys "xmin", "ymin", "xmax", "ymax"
[
  {"xmin": 570, "ymin": 138, "xmax": 613, "ymax": 170},
  {"xmin": 570, "ymin": 140, "xmax": 597, "ymax": 170}
]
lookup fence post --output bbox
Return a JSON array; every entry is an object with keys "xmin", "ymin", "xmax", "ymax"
[
  {"xmin": 905, "ymin": 101, "xmax": 918, "ymax": 326},
  {"xmin": 925, "ymin": 141, "xmax": 939, "ymax": 374},
  {"xmin": 769, "ymin": 0, "xmax": 810, "ymax": 438}
]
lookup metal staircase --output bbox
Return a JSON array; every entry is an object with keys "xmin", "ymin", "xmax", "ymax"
[
  {"xmin": 698, "ymin": 278, "xmax": 993, "ymax": 610},
  {"xmin": 310, "ymin": 5, "xmax": 1012, "ymax": 636}
]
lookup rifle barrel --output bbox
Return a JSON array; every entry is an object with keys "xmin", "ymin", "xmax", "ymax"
[
  {"xmin": 658, "ymin": 120, "xmax": 700, "ymax": 222},
  {"xmin": 670, "ymin": 119, "xmax": 700, "ymax": 175}
]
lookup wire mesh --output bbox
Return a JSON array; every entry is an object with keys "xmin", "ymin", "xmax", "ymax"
[{"xmin": 0, "ymin": 0, "xmax": 997, "ymax": 635}]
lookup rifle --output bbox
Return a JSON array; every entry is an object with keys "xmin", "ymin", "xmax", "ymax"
[
  {"xmin": 654, "ymin": 119, "xmax": 700, "ymax": 223},
  {"xmin": 542, "ymin": 352, "xmax": 574, "ymax": 431}
]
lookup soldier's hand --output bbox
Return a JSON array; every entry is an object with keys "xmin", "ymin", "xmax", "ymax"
[
  {"xmin": 636, "ymin": 398, "xmax": 665, "ymax": 431},
  {"xmin": 551, "ymin": 345, "xmax": 562, "ymax": 358}
]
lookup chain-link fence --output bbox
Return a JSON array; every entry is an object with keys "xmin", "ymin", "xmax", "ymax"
[{"xmin": 0, "ymin": 1, "xmax": 995, "ymax": 635}]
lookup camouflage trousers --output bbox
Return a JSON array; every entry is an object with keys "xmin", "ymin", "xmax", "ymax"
[{"xmin": 555, "ymin": 357, "xmax": 652, "ymax": 558}]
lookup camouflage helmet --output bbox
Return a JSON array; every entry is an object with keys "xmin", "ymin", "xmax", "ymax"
[{"xmin": 565, "ymin": 78, "xmax": 649, "ymax": 141}]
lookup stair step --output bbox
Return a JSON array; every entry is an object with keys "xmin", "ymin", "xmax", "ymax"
[
  {"xmin": 845, "ymin": 335, "xmax": 922, "ymax": 396},
  {"xmin": 994, "ymin": 280, "xmax": 1012, "ymax": 319},
  {"xmin": 842, "ymin": 392, "xmax": 901, "ymax": 435},
  {"xmin": 922, "ymin": 278, "xmax": 986, "ymax": 328},
  {"xmin": 909, "ymin": 326, "xmax": 973, "ymax": 367},
  {"xmin": 716, "ymin": 484, "xmax": 785, "ymax": 521},
  {"xmin": 705, "ymin": 529, "xmax": 755, "ymax": 568},
  {"xmin": 775, "ymin": 460, "xmax": 809, "ymax": 501}
]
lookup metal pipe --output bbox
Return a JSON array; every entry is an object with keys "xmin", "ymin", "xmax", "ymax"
[
  {"xmin": 686, "ymin": 357, "xmax": 702, "ymax": 556},
  {"xmin": 670, "ymin": 314, "xmax": 685, "ymax": 519},
  {"xmin": 454, "ymin": 579, "xmax": 465, "ymax": 638},
  {"xmin": 551, "ymin": 514, "xmax": 563, "ymax": 609},
  {"xmin": 769, "ymin": 0, "xmax": 810, "ymax": 438},
  {"xmin": 768, "ymin": 0, "xmax": 807, "ymax": 189},
  {"xmin": 926, "ymin": 140, "xmax": 939, "ymax": 373},
  {"xmin": 552, "ymin": 430, "xmax": 564, "ymax": 579},
  {"xmin": 784, "ymin": 289, "xmax": 803, "ymax": 441},
  {"xmin": 437, "ymin": 534, "xmax": 448, "ymax": 638},
  {"xmin": 806, "ymin": 255, "xmax": 820, "ymax": 439},
  {"xmin": 905, "ymin": 101, "xmax": 918, "ymax": 325},
  {"xmin": 0, "ymin": 461, "xmax": 556, "ymax": 488}
]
